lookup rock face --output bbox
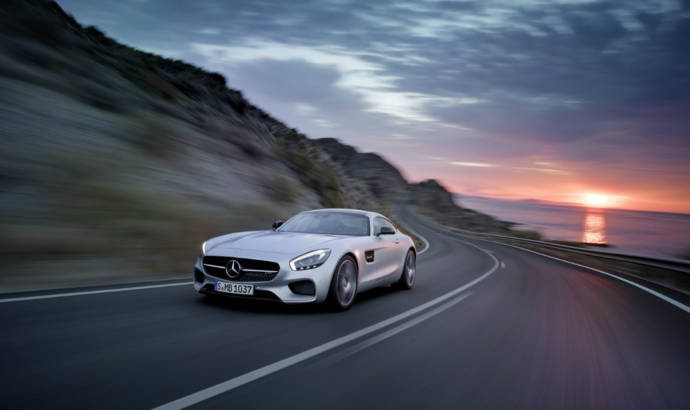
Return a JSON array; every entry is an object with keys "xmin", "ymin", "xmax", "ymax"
[
  {"xmin": 409, "ymin": 180, "xmax": 514, "ymax": 233},
  {"xmin": 314, "ymin": 138, "xmax": 408, "ymax": 208},
  {"xmin": 0, "ymin": 0, "xmax": 514, "ymax": 290}
]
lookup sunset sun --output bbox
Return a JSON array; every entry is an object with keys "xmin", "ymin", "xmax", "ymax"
[{"xmin": 581, "ymin": 193, "xmax": 615, "ymax": 208}]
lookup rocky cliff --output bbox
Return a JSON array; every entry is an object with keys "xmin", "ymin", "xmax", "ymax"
[
  {"xmin": 314, "ymin": 138, "xmax": 409, "ymax": 207},
  {"xmin": 409, "ymin": 180, "xmax": 514, "ymax": 233}
]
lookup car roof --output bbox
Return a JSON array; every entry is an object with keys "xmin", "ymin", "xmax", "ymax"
[{"xmin": 306, "ymin": 208, "xmax": 384, "ymax": 219}]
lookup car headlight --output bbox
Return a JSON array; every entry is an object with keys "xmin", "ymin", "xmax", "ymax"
[
  {"xmin": 290, "ymin": 249, "xmax": 331, "ymax": 271},
  {"xmin": 201, "ymin": 241, "xmax": 207, "ymax": 256}
]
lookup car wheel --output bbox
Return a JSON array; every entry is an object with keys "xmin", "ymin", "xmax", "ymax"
[
  {"xmin": 396, "ymin": 250, "xmax": 415, "ymax": 290},
  {"xmin": 328, "ymin": 255, "xmax": 358, "ymax": 310}
]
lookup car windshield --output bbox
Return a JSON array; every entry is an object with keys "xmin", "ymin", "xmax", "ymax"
[{"xmin": 279, "ymin": 211, "xmax": 370, "ymax": 236}]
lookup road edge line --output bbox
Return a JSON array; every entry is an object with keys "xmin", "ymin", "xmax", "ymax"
[
  {"xmin": 2, "ymin": 221, "xmax": 430, "ymax": 303},
  {"xmin": 0, "ymin": 281, "xmax": 193, "ymax": 304},
  {"xmin": 415, "ymin": 213, "xmax": 690, "ymax": 315},
  {"xmin": 494, "ymin": 241, "xmax": 690, "ymax": 314}
]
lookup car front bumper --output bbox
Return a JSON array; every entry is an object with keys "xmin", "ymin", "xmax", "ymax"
[{"xmin": 193, "ymin": 255, "xmax": 337, "ymax": 304}]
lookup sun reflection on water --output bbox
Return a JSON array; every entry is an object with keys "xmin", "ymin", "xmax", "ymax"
[{"xmin": 582, "ymin": 211, "xmax": 607, "ymax": 244}]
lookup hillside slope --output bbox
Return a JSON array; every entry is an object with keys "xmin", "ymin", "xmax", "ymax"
[{"xmin": 0, "ymin": 0, "xmax": 512, "ymax": 291}]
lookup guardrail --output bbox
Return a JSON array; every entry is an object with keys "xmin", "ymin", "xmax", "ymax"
[
  {"xmin": 443, "ymin": 226, "xmax": 690, "ymax": 298},
  {"xmin": 445, "ymin": 226, "xmax": 690, "ymax": 275}
]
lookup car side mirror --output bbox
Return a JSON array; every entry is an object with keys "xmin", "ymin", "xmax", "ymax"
[
  {"xmin": 272, "ymin": 220, "xmax": 283, "ymax": 230},
  {"xmin": 378, "ymin": 226, "xmax": 395, "ymax": 236}
]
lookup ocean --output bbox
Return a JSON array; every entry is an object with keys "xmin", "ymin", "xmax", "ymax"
[{"xmin": 454, "ymin": 195, "xmax": 690, "ymax": 260}]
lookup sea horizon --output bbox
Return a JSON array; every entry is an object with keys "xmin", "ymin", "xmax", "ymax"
[
  {"xmin": 453, "ymin": 194, "xmax": 690, "ymax": 260},
  {"xmin": 456, "ymin": 194, "xmax": 690, "ymax": 217}
]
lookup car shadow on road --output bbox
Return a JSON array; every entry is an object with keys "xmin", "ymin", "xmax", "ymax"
[
  {"xmin": 197, "ymin": 293, "xmax": 326, "ymax": 315},
  {"xmin": 195, "ymin": 285, "xmax": 402, "ymax": 315},
  {"xmin": 353, "ymin": 285, "xmax": 400, "ymax": 304}
]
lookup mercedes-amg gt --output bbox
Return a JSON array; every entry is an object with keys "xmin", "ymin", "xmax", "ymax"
[{"xmin": 193, "ymin": 209, "xmax": 416, "ymax": 309}]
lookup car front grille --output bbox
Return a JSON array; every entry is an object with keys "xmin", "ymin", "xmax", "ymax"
[{"xmin": 202, "ymin": 256, "xmax": 280, "ymax": 282}]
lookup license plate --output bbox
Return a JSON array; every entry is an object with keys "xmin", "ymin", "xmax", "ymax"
[{"xmin": 215, "ymin": 281, "xmax": 254, "ymax": 296}]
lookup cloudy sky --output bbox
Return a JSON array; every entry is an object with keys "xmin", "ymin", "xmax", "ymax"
[{"xmin": 59, "ymin": 0, "xmax": 690, "ymax": 213}]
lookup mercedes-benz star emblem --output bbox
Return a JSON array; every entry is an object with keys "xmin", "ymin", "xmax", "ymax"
[{"xmin": 226, "ymin": 259, "xmax": 242, "ymax": 279}]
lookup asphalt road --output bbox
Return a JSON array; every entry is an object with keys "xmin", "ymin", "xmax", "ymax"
[{"xmin": 1, "ymin": 210, "xmax": 689, "ymax": 409}]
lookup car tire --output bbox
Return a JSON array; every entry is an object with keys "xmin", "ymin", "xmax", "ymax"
[
  {"xmin": 328, "ymin": 255, "xmax": 358, "ymax": 310},
  {"xmin": 395, "ymin": 250, "xmax": 416, "ymax": 290}
]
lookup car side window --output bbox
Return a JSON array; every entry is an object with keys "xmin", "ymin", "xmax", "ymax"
[
  {"xmin": 382, "ymin": 219, "xmax": 395, "ymax": 233},
  {"xmin": 373, "ymin": 217, "xmax": 383, "ymax": 235},
  {"xmin": 374, "ymin": 217, "xmax": 395, "ymax": 235}
]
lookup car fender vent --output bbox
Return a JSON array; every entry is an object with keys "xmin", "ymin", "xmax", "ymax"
[{"xmin": 365, "ymin": 250, "xmax": 375, "ymax": 263}]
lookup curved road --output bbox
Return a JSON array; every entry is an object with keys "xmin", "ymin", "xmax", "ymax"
[{"xmin": 1, "ymin": 209, "xmax": 689, "ymax": 409}]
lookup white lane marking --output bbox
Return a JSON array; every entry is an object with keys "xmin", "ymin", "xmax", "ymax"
[
  {"xmin": 396, "ymin": 219, "xmax": 430, "ymax": 255},
  {"xmin": 0, "ymin": 281, "xmax": 192, "ymax": 304},
  {"xmin": 497, "ymin": 242, "xmax": 690, "ymax": 314},
  {"xmin": 153, "ymin": 248, "xmax": 499, "ymax": 410},
  {"xmin": 501, "ymin": 261, "xmax": 506, "ymax": 269},
  {"xmin": 319, "ymin": 292, "xmax": 472, "ymax": 366}
]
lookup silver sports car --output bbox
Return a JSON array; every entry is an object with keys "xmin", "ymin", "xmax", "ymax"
[{"xmin": 193, "ymin": 209, "xmax": 416, "ymax": 309}]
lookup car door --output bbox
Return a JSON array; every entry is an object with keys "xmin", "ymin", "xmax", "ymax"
[
  {"xmin": 364, "ymin": 217, "xmax": 401, "ymax": 284},
  {"xmin": 383, "ymin": 218, "xmax": 407, "ymax": 274}
]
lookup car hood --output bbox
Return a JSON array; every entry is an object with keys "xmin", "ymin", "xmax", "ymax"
[{"xmin": 206, "ymin": 230, "xmax": 346, "ymax": 256}]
